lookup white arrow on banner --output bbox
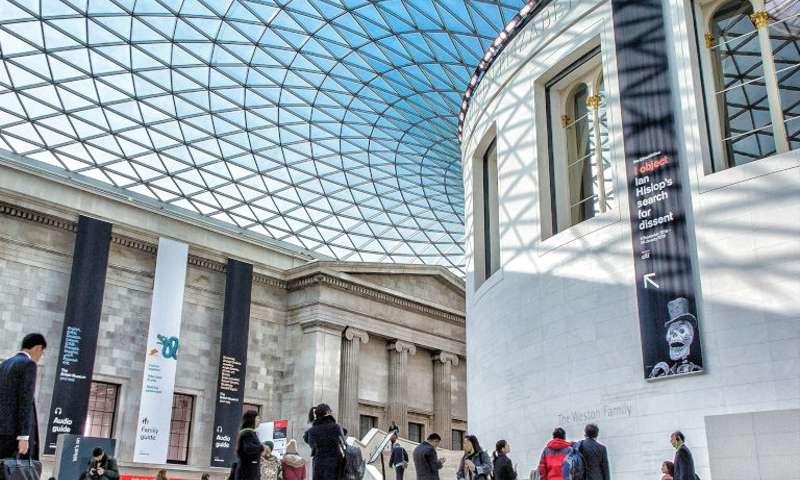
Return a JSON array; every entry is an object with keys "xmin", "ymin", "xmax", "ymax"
[{"xmin": 643, "ymin": 272, "xmax": 660, "ymax": 289}]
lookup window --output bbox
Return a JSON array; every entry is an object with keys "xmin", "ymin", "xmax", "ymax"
[
  {"xmin": 408, "ymin": 422, "xmax": 424, "ymax": 443},
  {"xmin": 473, "ymin": 137, "xmax": 500, "ymax": 283},
  {"xmin": 452, "ymin": 429, "xmax": 465, "ymax": 451},
  {"xmin": 546, "ymin": 47, "xmax": 614, "ymax": 235},
  {"xmin": 83, "ymin": 381, "xmax": 119, "ymax": 438},
  {"xmin": 698, "ymin": 0, "xmax": 799, "ymax": 171},
  {"xmin": 359, "ymin": 415, "xmax": 377, "ymax": 439},
  {"xmin": 242, "ymin": 403, "xmax": 262, "ymax": 417},
  {"xmin": 167, "ymin": 393, "xmax": 194, "ymax": 464}
]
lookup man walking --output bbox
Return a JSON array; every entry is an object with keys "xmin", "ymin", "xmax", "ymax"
[
  {"xmin": 0, "ymin": 333, "xmax": 47, "ymax": 460},
  {"xmin": 578, "ymin": 424, "xmax": 610, "ymax": 480},
  {"xmin": 413, "ymin": 433, "xmax": 446, "ymax": 480},
  {"xmin": 390, "ymin": 434, "xmax": 409, "ymax": 480},
  {"xmin": 670, "ymin": 431, "xmax": 696, "ymax": 480}
]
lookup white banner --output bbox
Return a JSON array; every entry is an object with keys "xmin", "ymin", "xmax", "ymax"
[{"xmin": 133, "ymin": 238, "xmax": 189, "ymax": 464}]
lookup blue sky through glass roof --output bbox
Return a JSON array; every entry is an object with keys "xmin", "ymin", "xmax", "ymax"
[{"xmin": 0, "ymin": 0, "xmax": 525, "ymax": 273}]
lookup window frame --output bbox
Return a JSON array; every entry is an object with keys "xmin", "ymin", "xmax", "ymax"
[
  {"xmin": 545, "ymin": 45, "xmax": 612, "ymax": 236},
  {"xmin": 167, "ymin": 392, "xmax": 195, "ymax": 465},
  {"xmin": 242, "ymin": 402, "xmax": 262, "ymax": 417},
  {"xmin": 83, "ymin": 381, "xmax": 120, "ymax": 439},
  {"xmin": 451, "ymin": 429, "xmax": 465, "ymax": 451},
  {"xmin": 359, "ymin": 414, "xmax": 377, "ymax": 440},
  {"xmin": 407, "ymin": 422, "xmax": 424, "ymax": 444},
  {"xmin": 694, "ymin": 0, "xmax": 798, "ymax": 173},
  {"xmin": 471, "ymin": 126, "xmax": 501, "ymax": 289}
]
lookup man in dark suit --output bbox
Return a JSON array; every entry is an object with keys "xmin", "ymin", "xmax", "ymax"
[
  {"xmin": 0, "ymin": 333, "xmax": 47, "ymax": 460},
  {"xmin": 670, "ymin": 431, "xmax": 697, "ymax": 480},
  {"xmin": 577, "ymin": 424, "xmax": 610, "ymax": 480},
  {"xmin": 413, "ymin": 433, "xmax": 446, "ymax": 480},
  {"xmin": 389, "ymin": 434, "xmax": 409, "ymax": 480}
]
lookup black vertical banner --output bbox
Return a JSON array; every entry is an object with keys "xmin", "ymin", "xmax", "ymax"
[
  {"xmin": 611, "ymin": 0, "xmax": 704, "ymax": 380},
  {"xmin": 210, "ymin": 259, "xmax": 253, "ymax": 467},
  {"xmin": 45, "ymin": 216, "xmax": 112, "ymax": 454}
]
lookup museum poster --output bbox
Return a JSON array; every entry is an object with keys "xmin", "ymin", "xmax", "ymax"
[
  {"xmin": 45, "ymin": 216, "xmax": 112, "ymax": 455},
  {"xmin": 611, "ymin": 0, "xmax": 704, "ymax": 379},
  {"xmin": 210, "ymin": 259, "xmax": 254, "ymax": 467},
  {"xmin": 133, "ymin": 238, "xmax": 189, "ymax": 463}
]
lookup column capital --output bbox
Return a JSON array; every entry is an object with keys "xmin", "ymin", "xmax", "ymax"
[
  {"xmin": 343, "ymin": 327, "xmax": 369, "ymax": 344},
  {"xmin": 387, "ymin": 340, "xmax": 416, "ymax": 355},
  {"xmin": 432, "ymin": 351, "xmax": 459, "ymax": 367}
]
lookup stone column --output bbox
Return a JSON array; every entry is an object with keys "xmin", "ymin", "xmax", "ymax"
[
  {"xmin": 339, "ymin": 327, "xmax": 369, "ymax": 438},
  {"xmin": 432, "ymin": 352, "xmax": 459, "ymax": 448},
  {"xmin": 387, "ymin": 340, "xmax": 416, "ymax": 438},
  {"xmin": 290, "ymin": 319, "xmax": 345, "ymax": 453}
]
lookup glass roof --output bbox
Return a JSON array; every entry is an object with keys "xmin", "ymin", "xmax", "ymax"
[{"xmin": 0, "ymin": 0, "xmax": 524, "ymax": 273}]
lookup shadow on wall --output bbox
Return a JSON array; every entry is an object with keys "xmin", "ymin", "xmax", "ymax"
[{"xmin": 465, "ymin": 267, "xmax": 800, "ymax": 480}]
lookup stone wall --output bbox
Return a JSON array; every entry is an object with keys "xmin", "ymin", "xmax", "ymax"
[
  {"xmin": 0, "ymin": 187, "xmax": 467, "ymax": 478},
  {"xmin": 459, "ymin": 0, "xmax": 800, "ymax": 478}
]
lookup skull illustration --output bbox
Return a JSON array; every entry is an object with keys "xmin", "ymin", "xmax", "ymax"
[{"xmin": 666, "ymin": 319, "xmax": 694, "ymax": 361}]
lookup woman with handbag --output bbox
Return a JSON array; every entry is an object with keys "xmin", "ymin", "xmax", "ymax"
[{"xmin": 457, "ymin": 435, "xmax": 493, "ymax": 480}]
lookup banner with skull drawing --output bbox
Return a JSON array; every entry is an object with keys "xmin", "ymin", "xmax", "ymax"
[{"xmin": 611, "ymin": 0, "xmax": 704, "ymax": 379}]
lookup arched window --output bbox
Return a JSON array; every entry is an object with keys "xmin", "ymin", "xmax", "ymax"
[
  {"xmin": 562, "ymin": 69, "xmax": 612, "ymax": 227},
  {"xmin": 701, "ymin": 0, "xmax": 800, "ymax": 170}
]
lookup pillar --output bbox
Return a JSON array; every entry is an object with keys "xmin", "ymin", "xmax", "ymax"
[
  {"xmin": 387, "ymin": 340, "xmax": 416, "ymax": 438},
  {"xmin": 339, "ymin": 327, "xmax": 369, "ymax": 438},
  {"xmin": 432, "ymin": 352, "xmax": 459, "ymax": 448}
]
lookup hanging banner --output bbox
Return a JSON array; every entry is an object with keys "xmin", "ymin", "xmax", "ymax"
[
  {"xmin": 210, "ymin": 259, "xmax": 253, "ymax": 468},
  {"xmin": 611, "ymin": 0, "xmax": 704, "ymax": 380},
  {"xmin": 133, "ymin": 238, "xmax": 189, "ymax": 463},
  {"xmin": 45, "ymin": 216, "xmax": 112, "ymax": 455}
]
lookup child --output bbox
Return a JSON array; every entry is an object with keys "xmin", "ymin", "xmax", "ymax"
[{"xmin": 661, "ymin": 460, "xmax": 674, "ymax": 480}]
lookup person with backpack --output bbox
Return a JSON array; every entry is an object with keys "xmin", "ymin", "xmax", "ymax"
[
  {"xmin": 303, "ymin": 403, "xmax": 345, "ymax": 480},
  {"xmin": 457, "ymin": 435, "xmax": 493, "ymax": 480},
  {"xmin": 492, "ymin": 440, "xmax": 517, "ymax": 480},
  {"xmin": 578, "ymin": 424, "xmax": 609, "ymax": 480},
  {"xmin": 237, "ymin": 410, "xmax": 266, "ymax": 480},
  {"xmin": 390, "ymin": 435, "xmax": 409, "ymax": 480},
  {"xmin": 537, "ymin": 427, "xmax": 583, "ymax": 480}
]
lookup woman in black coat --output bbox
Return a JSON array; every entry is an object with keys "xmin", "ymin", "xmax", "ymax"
[
  {"xmin": 303, "ymin": 403, "xmax": 344, "ymax": 480},
  {"xmin": 237, "ymin": 410, "xmax": 265, "ymax": 480},
  {"xmin": 492, "ymin": 440, "xmax": 516, "ymax": 480}
]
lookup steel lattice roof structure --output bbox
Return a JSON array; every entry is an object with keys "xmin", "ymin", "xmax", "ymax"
[{"xmin": 0, "ymin": 0, "xmax": 526, "ymax": 273}]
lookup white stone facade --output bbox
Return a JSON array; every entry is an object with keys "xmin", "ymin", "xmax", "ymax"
[
  {"xmin": 0, "ymin": 164, "xmax": 467, "ymax": 478},
  {"xmin": 460, "ymin": 1, "xmax": 799, "ymax": 479}
]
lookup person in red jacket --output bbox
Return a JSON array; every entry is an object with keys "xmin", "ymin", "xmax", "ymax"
[{"xmin": 537, "ymin": 427, "xmax": 572, "ymax": 480}]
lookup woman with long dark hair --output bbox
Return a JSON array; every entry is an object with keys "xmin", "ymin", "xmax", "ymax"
[
  {"xmin": 457, "ymin": 435, "xmax": 493, "ymax": 480},
  {"xmin": 492, "ymin": 440, "xmax": 516, "ymax": 480},
  {"xmin": 303, "ymin": 403, "xmax": 345, "ymax": 480},
  {"xmin": 236, "ymin": 410, "xmax": 265, "ymax": 480}
]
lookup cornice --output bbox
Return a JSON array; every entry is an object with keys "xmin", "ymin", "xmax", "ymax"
[
  {"xmin": 287, "ymin": 272, "xmax": 465, "ymax": 324},
  {"xmin": 1, "ymin": 201, "xmax": 465, "ymax": 322}
]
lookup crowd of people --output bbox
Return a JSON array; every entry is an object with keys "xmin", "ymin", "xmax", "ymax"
[{"xmin": 0, "ymin": 333, "xmax": 699, "ymax": 480}]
